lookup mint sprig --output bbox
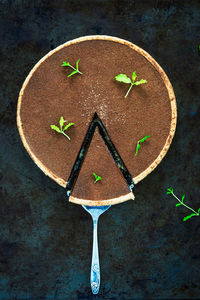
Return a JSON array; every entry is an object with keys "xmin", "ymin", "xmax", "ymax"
[
  {"xmin": 135, "ymin": 135, "xmax": 150, "ymax": 156},
  {"xmin": 115, "ymin": 71, "xmax": 147, "ymax": 98},
  {"xmin": 93, "ymin": 172, "xmax": 102, "ymax": 183},
  {"xmin": 62, "ymin": 59, "xmax": 82, "ymax": 77},
  {"xmin": 166, "ymin": 187, "xmax": 200, "ymax": 221},
  {"xmin": 50, "ymin": 116, "xmax": 74, "ymax": 140}
]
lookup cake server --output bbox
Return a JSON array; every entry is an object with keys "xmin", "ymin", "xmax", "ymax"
[
  {"xmin": 82, "ymin": 205, "xmax": 111, "ymax": 294},
  {"xmin": 66, "ymin": 113, "xmax": 134, "ymax": 294}
]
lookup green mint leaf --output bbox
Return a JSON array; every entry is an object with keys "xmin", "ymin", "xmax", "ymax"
[
  {"xmin": 59, "ymin": 116, "xmax": 65, "ymax": 130},
  {"xmin": 95, "ymin": 176, "xmax": 102, "ymax": 183},
  {"xmin": 62, "ymin": 61, "xmax": 70, "ymax": 67},
  {"xmin": 50, "ymin": 117, "xmax": 74, "ymax": 141},
  {"xmin": 167, "ymin": 189, "xmax": 200, "ymax": 221},
  {"xmin": 132, "ymin": 71, "xmax": 137, "ymax": 83},
  {"xmin": 93, "ymin": 172, "xmax": 102, "ymax": 183},
  {"xmin": 183, "ymin": 213, "xmax": 197, "ymax": 222},
  {"xmin": 135, "ymin": 135, "xmax": 150, "ymax": 156},
  {"xmin": 67, "ymin": 70, "xmax": 78, "ymax": 78},
  {"xmin": 166, "ymin": 187, "xmax": 173, "ymax": 194},
  {"xmin": 134, "ymin": 79, "xmax": 147, "ymax": 86},
  {"xmin": 115, "ymin": 74, "xmax": 132, "ymax": 84},
  {"xmin": 50, "ymin": 125, "xmax": 61, "ymax": 133},
  {"xmin": 135, "ymin": 142, "xmax": 141, "ymax": 156},
  {"xmin": 139, "ymin": 135, "xmax": 150, "ymax": 143},
  {"xmin": 76, "ymin": 59, "xmax": 80, "ymax": 70},
  {"xmin": 93, "ymin": 172, "xmax": 98, "ymax": 180},
  {"xmin": 115, "ymin": 71, "xmax": 147, "ymax": 98},
  {"xmin": 63, "ymin": 122, "xmax": 75, "ymax": 132},
  {"xmin": 62, "ymin": 59, "xmax": 82, "ymax": 77}
]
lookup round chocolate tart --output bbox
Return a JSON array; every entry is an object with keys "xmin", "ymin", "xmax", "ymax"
[{"xmin": 17, "ymin": 36, "xmax": 177, "ymax": 206}]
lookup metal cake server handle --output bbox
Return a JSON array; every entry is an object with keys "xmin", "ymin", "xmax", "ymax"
[{"xmin": 82, "ymin": 205, "xmax": 111, "ymax": 294}]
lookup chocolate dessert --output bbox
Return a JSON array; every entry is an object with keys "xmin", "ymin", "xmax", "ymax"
[
  {"xmin": 71, "ymin": 128, "xmax": 133, "ymax": 202},
  {"xmin": 17, "ymin": 36, "xmax": 176, "ymax": 205}
]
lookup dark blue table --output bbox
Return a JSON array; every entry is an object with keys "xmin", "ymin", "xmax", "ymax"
[{"xmin": 0, "ymin": 1, "xmax": 200, "ymax": 299}]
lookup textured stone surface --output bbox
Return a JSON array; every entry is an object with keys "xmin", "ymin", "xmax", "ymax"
[{"xmin": 0, "ymin": 0, "xmax": 200, "ymax": 299}]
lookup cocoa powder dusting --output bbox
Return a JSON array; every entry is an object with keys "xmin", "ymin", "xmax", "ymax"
[{"xmin": 20, "ymin": 39, "xmax": 172, "ymax": 200}]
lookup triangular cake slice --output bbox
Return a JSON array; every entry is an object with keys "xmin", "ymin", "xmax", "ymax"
[{"xmin": 70, "ymin": 128, "xmax": 134, "ymax": 204}]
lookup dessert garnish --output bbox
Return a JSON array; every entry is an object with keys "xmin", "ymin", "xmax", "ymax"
[
  {"xmin": 135, "ymin": 135, "xmax": 150, "ymax": 156},
  {"xmin": 115, "ymin": 71, "xmax": 147, "ymax": 98},
  {"xmin": 93, "ymin": 172, "xmax": 102, "ymax": 183},
  {"xmin": 62, "ymin": 59, "xmax": 82, "ymax": 77},
  {"xmin": 50, "ymin": 116, "xmax": 74, "ymax": 140},
  {"xmin": 66, "ymin": 112, "xmax": 134, "ymax": 197},
  {"xmin": 167, "ymin": 187, "xmax": 200, "ymax": 221}
]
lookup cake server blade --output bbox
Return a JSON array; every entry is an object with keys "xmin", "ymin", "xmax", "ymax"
[{"xmin": 82, "ymin": 205, "xmax": 111, "ymax": 294}]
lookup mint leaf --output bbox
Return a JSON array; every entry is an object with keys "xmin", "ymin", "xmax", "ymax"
[
  {"xmin": 139, "ymin": 135, "xmax": 150, "ymax": 143},
  {"xmin": 115, "ymin": 74, "xmax": 132, "ymax": 84},
  {"xmin": 50, "ymin": 117, "xmax": 74, "ymax": 141},
  {"xmin": 134, "ymin": 79, "xmax": 147, "ymax": 86},
  {"xmin": 76, "ymin": 59, "xmax": 80, "ymax": 70},
  {"xmin": 181, "ymin": 195, "xmax": 185, "ymax": 203},
  {"xmin": 135, "ymin": 142, "xmax": 140, "ymax": 156},
  {"xmin": 93, "ymin": 172, "xmax": 102, "ymax": 183},
  {"xmin": 132, "ymin": 71, "xmax": 137, "ymax": 83},
  {"xmin": 95, "ymin": 176, "xmax": 102, "ymax": 183},
  {"xmin": 183, "ymin": 214, "xmax": 197, "ymax": 222},
  {"xmin": 167, "ymin": 187, "xmax": 174, "ymax": 194},
  {"xmin": 167, "ymin": 189, "xmax": 200, "ymax": 222},
  {"xmin": 115, "ymin": 71, "xmax": 147, "ymax": 98},
  {"xmin": 67, "ymin": 70, "xmax": 78, "ymax": 78},
  {"xmin": 62, "ymin": 59, "xmax": 82, "ymax": 77},
  {"xmin": 166, "ymin": 187, "xmax": 173, "ymax": 194},
  {"xmin": 93, "ymin": 173, "xmax": 98, "ymax": 180},
  {"xmin": 62, "ymin": 61, "xmax": 70, "ymax": 67},
  {"xmin": 50, "ymin": 125, "xmax": 61, "ymax": 133},
  {"xmin": 59, "ymin": 116, "xmax": 65, "ymax": 130},
  {"xmin": 135, "ymin": 135, "xmax": 150, "ymax": 156},
  {"xmin": 63, "ymin": 122, "xmax": 75, "ymax": 131}
]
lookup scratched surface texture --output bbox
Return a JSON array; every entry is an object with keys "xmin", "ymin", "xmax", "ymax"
[{"xmin": 0, "ymin": 0, "xmax": 200, "ymax": 299}]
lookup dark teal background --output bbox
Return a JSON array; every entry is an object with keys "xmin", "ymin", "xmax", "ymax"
[{"xmin": 0, "ymin": 0, "xmax": 200, "ymax": 299}]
